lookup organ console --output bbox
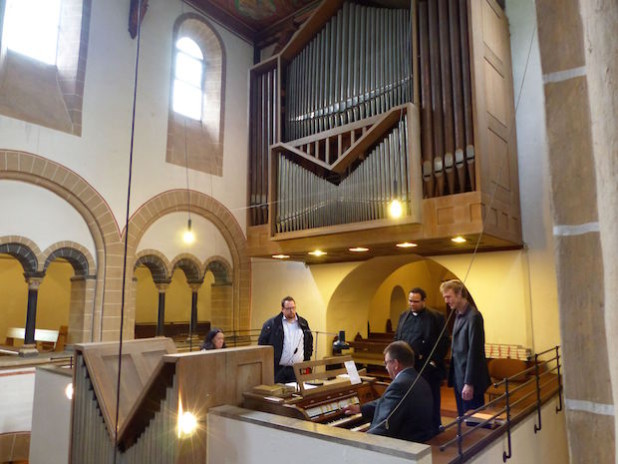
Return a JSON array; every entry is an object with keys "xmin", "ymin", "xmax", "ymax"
[{"xmin": 242, "ymin": 355, "xmax": 388, "ymax": 431}]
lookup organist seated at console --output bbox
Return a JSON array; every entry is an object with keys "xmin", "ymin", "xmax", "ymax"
[{"xmin": 343, "ymin": 341, "xmax": 436, "ymax": 443}]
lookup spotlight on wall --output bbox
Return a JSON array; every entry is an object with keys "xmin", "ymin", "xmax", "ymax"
[
  {"xmin": 65, "ymin": 383, "xmax": 74, "ymax": 400},
  {"xmin": 387, "ymin": 199, "xmax": 404, "ymax": 219},
  {"xmin": 451, "ymin": 235, "xmax": 467, "ymax": 244},
  {"xmin": 178, "ymin": 411, "xmax": 198, "ymax": 437},
  {"xmin": 182, "ymin": 218, "xmax": 196, "ymax": 245}
]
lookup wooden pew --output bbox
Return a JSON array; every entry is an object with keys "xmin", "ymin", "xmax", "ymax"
[{"xmin": 3, "ymin": 325, "xmax": 67, "ymax": 352}]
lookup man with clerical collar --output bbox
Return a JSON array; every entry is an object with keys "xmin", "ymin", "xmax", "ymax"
[
  {"xmin": 258, "ymin": 296, "xmax": 313, "ymax": 383},
  {"xmin": 440, "ymin": 279, "xmax": 490, "ymax": 417},
  {"xmin": 394, "ymin": 287, "xmax": 449, "ymax": 435},
  {"xmin": 343, "ymin": 341, "xmax": 435, "ymax": 443}
]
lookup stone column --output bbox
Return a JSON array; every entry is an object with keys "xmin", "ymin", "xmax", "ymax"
[
  {"xmin": 188, "ymin": 282, "xmax": 202, "ymax": 336},
  {"xmin": 154, "ymin": 282, "xmax": 170, "ymax": 337},
  {"xmin": 579, "ymin": 0, "xmax": 618, "ymax": 460},
  {"xmin": 20, "ymin": 273, "xmax": 45, "ymax": 357},
  {"xmin": 535, "ymin": 0, "xmax": 615, "ymax": 461}
]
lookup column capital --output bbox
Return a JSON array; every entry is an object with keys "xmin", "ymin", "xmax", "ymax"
[
  {"xmin": 155, "ymin": 281, "xmax": 171, "ymax": 292},
  {"xmin": 24, "ymin": 272, "xmax": 45, "ymax": 290},
  {"xmin": 188, "ymin": 280, "xmax": 203, "ymax": 292}
]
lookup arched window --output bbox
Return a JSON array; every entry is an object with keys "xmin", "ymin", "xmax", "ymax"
[
  {"xmin": 173, "ymin": 37, "xmax": 204, "ymax": 120},
  {"xmin": 3, "ymin": 0, "xmax": 62, "ymax": 65},
  {"xmin": 0, "ymin": 0, "xmax": 91, "ymax": 135},
  {"xmin": 167, "ymin": 15, "xmax": 225, "ymax": 176}
]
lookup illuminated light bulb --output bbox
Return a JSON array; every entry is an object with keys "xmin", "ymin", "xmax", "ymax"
[
  {"xmin": 451, "ymin": 236, "xmax": 467, "ymax": 244},
  {"xmin": 65, "ymin": 383, "xmax": 73, "ymax": 400},
  {"xmin": 183, "ymin": 219, "xmax": 195, "ymax": 245},
  {"xmin": 272, "ymin": 254, "xmax": 290, "ymax": 259},
  {"xmin": 396, "ymin": 242, "xmax": 418, "ymax": 248},
  {"xmin": 388, "ymin": 199, "xmax": 404, "ymax": 219},
  {"xmin": 308, "ymin": 250, "xmax": 327, "ymax": 257},
  {"xmin": 349, "ymin": 247, "xmax": 369, "ymax": 252},
  {"xmin": 178, "ymin": 411, "xmax": 198, "ymax": 437}
]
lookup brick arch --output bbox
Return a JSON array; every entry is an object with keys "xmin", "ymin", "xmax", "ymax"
[
  {"xmin": 204, "ymin": 255, "xmax": 232, "ymax": 284},
  {"xmin": 126, "ymin": 189, "xmax": 250, "ymax": 332},
  {"xmin": 171, "ymin": 253, "xmax": 203, "ymax": 284},
  {"xmin": 0, "ymin": 241, "xmax": 39, "ymax": 275},
  {"xmin": 135, "ymin": 250, "xmax": 171, "ymax": 283},
  {"xmin": 42, "ymin": 242, "xmax": 96, "ymax": 277},
  {"xmin": 0, "ymin": 236, "xmax": 43, "ymax": 274},
  {"xmin": 0, "ymin": 150, "xmax": 123, "ymax": 342}
]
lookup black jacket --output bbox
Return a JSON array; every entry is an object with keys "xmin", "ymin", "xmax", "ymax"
[
  {"xmin": 258, "ymin": 313, "xmax": 313, "ymax": 367},
  {"xmin": 361, "ymin": 367, "xmax": 435, "ymax": 443},
  {"xmin": 448, "ymin": 304, "xmax": 491, "ymax": 393},
  {"xmin": 394, "ymin": 307, "xmax": 450, "ymax": 381}
]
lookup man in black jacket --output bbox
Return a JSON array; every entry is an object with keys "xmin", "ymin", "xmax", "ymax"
[
  {"xmin": 440, "ymin": 279, "xmax": 491, "ymax": 417},
  {"xmin": 394, "ymin": 287, "xmax": 449, "ymax": 435},
  {"xmin": 343, "ymin": 341, "xmax": 435, "ymax": 443},
  {"xmin": 258, "ymin": 296, "xmax": 313, "ymax": 383}
]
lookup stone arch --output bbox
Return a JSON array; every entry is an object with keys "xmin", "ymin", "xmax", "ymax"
[
  {"xmin": 0, "ymin": 150, "xmax": 122, "ymax": 342},
  {"xmin": 42, "ymin": 242, "xmax": 95, "ymax": 277},
  {"xmin": 135, "ymin": 250, "xmax": 171, "ymax": 283},
  {"xmin": 204, "ymin": 255, "xmax": 232, "ymax": 284},
  {"xmin": 171, "ymin": 253, "xmax": 203, "ymax": 283},
  {"xmin": 126, "ymin": 190, "xmax": 250, "ymax": 333},
  {"xmin": 0, "ymin": 236, "xmax": 42, "ymax": 274}
]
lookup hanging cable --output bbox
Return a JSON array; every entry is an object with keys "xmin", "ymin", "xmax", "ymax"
[{"xmin": 112, "ymin": 0, "xmax": 143, "ymax": 461}]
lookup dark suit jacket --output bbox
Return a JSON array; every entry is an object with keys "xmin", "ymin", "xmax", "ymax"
[
  {"xmin": 448, "ymin": 304, "xmax": 491, "ymax": 393},
  {"xmin": 257, "ymin": 313, "xmax": 313, "ymax": 368},
  {"xmin": 361, "ymin": 367, "xmax": 435, "ymax": 443},
  {"xmin": 394, "ymin": 307, "xmax": 450, "ymax": 381}
]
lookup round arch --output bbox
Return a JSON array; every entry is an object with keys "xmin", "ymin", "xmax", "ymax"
[
  {"xmin": 126, "ymin": 190, "xmax": 250, "ymax": 332},
  {"xmin": 135, "ymin": 251, "xmax": 171, "ymax": 283},
  {"xmin": 0, "ymin": 150, "xmax": 122, "ymax": 342},
  {"xmin": 43, "ymin": 242, "xmax": 96, "ymax": 277}
]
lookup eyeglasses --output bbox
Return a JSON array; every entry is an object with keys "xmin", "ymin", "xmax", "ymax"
[
  {"xmin": 384, "ymin": 358, "xmax": 394, "ymax": 367},
  {"xmin": 409, "ymin": 300, "xmax": 422, "ymax": 304}
]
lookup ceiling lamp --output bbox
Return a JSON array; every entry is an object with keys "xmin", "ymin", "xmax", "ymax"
[
  {"xmin": 272, "ymin": 254, "xmax": 290, "ymax": 259},
  {"xmin": 396, "ymin": 242, "xmax": 418, "ymax": 248},
  {"xmin": 349, "ymin": 247, "xmax": 369, "ymax": 252},
  {"xmin": 182, "ymin": 218, "xmax": 196, "ymax": 245},
  {"xmin": 451, "ymin": 236, "xmax": 467, "ymax": 244},
  {"xmin": 308, "ymin": 250, "xmax": 327, "ymax": 257}
]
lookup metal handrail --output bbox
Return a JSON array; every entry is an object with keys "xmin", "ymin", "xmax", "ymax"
[{"xmin": 439, "ymin": 345, "xmax": 563, "ymax": 462}]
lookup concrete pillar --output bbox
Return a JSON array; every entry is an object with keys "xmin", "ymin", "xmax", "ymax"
[{"xmin": 154, "ymin": 282, "xmax": 170, "ymax": 336}]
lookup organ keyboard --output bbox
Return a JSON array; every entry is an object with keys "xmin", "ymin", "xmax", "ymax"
[{"xmin": 242, "ymin": 356, "xmax": 387, "ymax": 430}]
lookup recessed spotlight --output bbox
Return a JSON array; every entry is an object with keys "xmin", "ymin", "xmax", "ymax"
[
  {"xmin": 451, "ymin": 236, "xmax": 467, "ymax": 244},
  {"xmin": 396, "ymin": 242, "xmax": 418, "ymax": 248},
  {"xmin": 308, "ymin": 250, "xmax": 327, "ymax": 257},
  {"xmin": 349, "ymin": 247, "xmax": 369, "ymax": 252},
  {"xmin": 272, "ymin": 254, "xmax": 290, "ymax": 259}
]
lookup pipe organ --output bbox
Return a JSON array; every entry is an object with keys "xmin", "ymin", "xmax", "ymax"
[
  {"xmin": 70, "ymin": 340, "xmax": 274, "ymax": 464},
  {"xmin": 248, "ymin": 0, "xmax": 522, "ymax": 256}
]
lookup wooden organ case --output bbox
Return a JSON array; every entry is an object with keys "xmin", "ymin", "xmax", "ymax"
[
  {"xmin": 247, "ymin": 0, "xmax": 522, "ymax": 259},
  {"xmin": 69, "ymin": 339, "xmax": 274, "ymax": 464}
]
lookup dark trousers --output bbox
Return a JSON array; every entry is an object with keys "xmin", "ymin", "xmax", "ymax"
[
  {"xmin": 424, "ymin": 374, "xmax": 442, "ymax": 434},
  {"xmin": 453, "ymin": 383, "xmax": 485, "ymax": 417},
  {"xmin": 275, "ymin": 365, "xmax": 296, "ymax": 383}
]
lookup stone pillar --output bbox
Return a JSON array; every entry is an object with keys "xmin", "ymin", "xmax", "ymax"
[
  {"xmin": 188, "ymin": 283, "xmax": 201, "ymax": 335},
  {"xmin": 579, "ymin": 0, "xmax": 618, "ymax": 460},
  {"xmin": 20, "ymin": 274, "xmax": 45, "ymax": 357},
  {"xmin": 535, "ymin": 0, "xmax": 615, "ymax": 461},
  {"xmin": 154, "ymin": 282, "xmax": 170, "ymax": 337}
]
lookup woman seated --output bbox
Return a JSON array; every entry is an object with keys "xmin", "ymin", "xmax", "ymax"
[{"xmin": 201, "ymin": 328, "xmax": 226, "ymax": 350}]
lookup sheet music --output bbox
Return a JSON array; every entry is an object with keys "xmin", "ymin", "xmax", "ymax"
[{"xmin": 344, "ymin": 360, "xmax": 361, "ymax": 385}]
